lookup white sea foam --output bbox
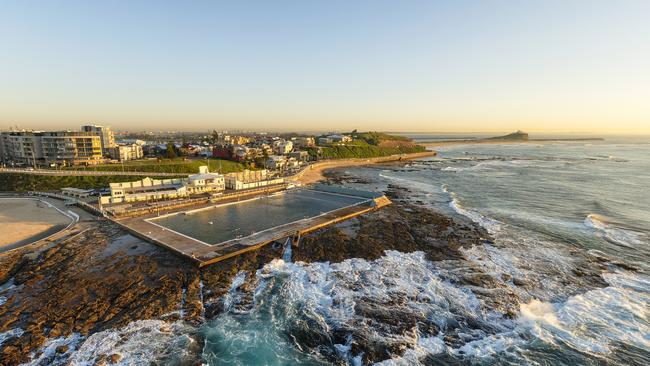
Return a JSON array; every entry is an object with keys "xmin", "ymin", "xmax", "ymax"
[
  {"xmin": 434, "ymin": 270, "xmax": 649, "ymax": 362},
  {"xmin": 374, "ymin": 335, "xmax": 447, "ymax": 365},
  {"xmin": 441, "ymin": 159, "xmax": 543, "ymax": 173},
  {"xmin": 20, "ymin": 333, "xmax": 83, "ymax": 366},
  {"xmin": 451, "ymin": 330, "xmax": 527, "ymax": 359},
  {"xmin": 442, "ymin": 185, "xmax": 501, "ymax": 234},
  {"xmin": 282, "ymin": 237, "xmax": 293, "ymax": 262},
  {"xmin": 66, "ymin": 320, "xmax": 196, "ymax": 366},
  {"xmin": 0, "ymin": 328, "xmax": 24, "ymax": 348},
  {"xmin": 584, "ymin": 214, "xmax": 645, "ymax": 248},
  {"xmin": 222, "ymin": 270, "xmax": 248, "ymax": 312},
  {"xmin": 517, "ymin": 270, "xmax": 650, "ymax": 356},
  {"xmin": 199, "ymin": 279, "xmax": 206, "ymax": 319},
  {"xmin": 205, "ymin": 251, "xmax": 493, "ymax": 364}
]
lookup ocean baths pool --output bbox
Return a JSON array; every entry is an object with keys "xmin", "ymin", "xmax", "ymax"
[{"xmin": 148, "ymin": 188, "xmax": 371, "ymax": 245}]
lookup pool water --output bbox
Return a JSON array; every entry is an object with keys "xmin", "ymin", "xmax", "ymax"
[{"xmin": 149, "ymin": 189, "xmax": 369, "ymax": 245}]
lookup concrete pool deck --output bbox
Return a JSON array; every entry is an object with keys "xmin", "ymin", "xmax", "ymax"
[{"xmin": 114, "ymin": 186, "xmax": 391, "ymax": 266}]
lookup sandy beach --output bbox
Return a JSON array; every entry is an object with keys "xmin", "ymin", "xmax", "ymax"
[
  {"xmin": 294, "ymin": 151, "xmax": 437, "ymax": 184},
  {"xmin": 0, "ymin": 198, "xmax": 72, "ymax": 250}
]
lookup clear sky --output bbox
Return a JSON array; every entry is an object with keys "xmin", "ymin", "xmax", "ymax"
[{"xmin": 1, "ymin": 0, "xmax": 648, "ymax": 133}]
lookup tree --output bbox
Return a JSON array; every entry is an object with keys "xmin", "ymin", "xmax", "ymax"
[
  {"xmin": 210, "ymin": 130, "xmax": 220, "ymax": 144},
  {"xmin": 165, "ymin": 141, "xmax": 177, "ymax": 159}
]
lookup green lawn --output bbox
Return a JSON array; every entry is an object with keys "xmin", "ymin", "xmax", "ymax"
[
  {"xmin": 0, "ymin": 173, "xmax": 185, "ymax": 192},
  {"xmin": 65, "ymin": 158, "xmax": 249, "ymax": 174}
]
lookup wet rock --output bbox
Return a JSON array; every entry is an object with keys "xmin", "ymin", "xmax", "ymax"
[
  {"xmin": 55, "ymin": 344, "xmax": 69, "ymax": 354},
  {"xmin": 0, "ymin": 221, "xmax": 198, "ymax": 365},
  {"xmin": 108, "ymin": 353, "xmax": 122, "ymax": 363},
  {"xmin": 93, "ymin": 354, "xmax": 107, "ymax": 366}
]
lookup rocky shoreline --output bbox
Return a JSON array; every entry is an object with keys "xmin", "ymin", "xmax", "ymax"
[{"xmin": 0, "ymin": 165, "xmax": 612, "ymax": 365}]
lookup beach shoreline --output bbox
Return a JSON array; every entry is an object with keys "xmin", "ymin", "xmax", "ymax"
[
  {"xmin": 0, "ymin": 197, "xmax": 73, "ymax": 252},
  {"xmin": 294, "ymin": 150, "xmax": 437, "ymax": 184}
]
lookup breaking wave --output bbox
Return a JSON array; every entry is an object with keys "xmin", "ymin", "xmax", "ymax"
[
  {"xmin": 442, "ymin": 185, "xmax": 502, "ymax": 234},
  {"xmin": 441, "ymin": 159, "xmax": 555, "ymax": 173},
  {"xmin": 66, "ymin": 320, "xmax": 198, "ymax": 365},
  {"xmin": 201, "ymin": 252, "xmax": 523, "ymax": 365},
  {"xmin": 584, "ymin": 214, "xmax": 645, "ymax": 248},
  {"xmin": 519, "ymin": 270, "xmax": 650, "ymax": 357}
]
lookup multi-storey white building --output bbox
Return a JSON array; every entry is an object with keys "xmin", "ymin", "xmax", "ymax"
[
  {"xmin": 273, "ymin": 140, "xmax": 293, "ymax": 155},
  {"xmin": 113, "ymin": 143, "xmax": 144, "ymax": 161}
]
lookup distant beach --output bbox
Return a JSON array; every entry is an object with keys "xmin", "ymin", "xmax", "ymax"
[
  {"xmin": 295, "ymin": 150, "xmax": 437, "ymax": 184},
  {"xmin": 0, "ymin": 198, "xmax": 72, "ymax": 252}
]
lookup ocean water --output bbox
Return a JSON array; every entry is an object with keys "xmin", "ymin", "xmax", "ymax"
[{"xmin": 19, "ymin": 138, "xmax": 649, "ymax": 365}]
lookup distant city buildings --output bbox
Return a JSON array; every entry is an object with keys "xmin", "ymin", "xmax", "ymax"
[{"xmin": 0, "ymin": 126, "xmax": 353, "ymax": 170}]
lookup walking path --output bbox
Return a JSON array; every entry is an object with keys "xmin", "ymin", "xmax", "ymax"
[{"xmin": 0, "ymin": 168, "xmax": 181, "ymax": 177}]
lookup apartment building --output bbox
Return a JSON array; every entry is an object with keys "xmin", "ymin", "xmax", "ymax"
[
  {"xmin": 113, "ymin": 143, "xmax": 144, "ymax": 161},
  {"xmin": 0, "ymin": 131, "xmax": 103, "ymax": 166},
  {"xmin": 0, "ymin": 132, "xmax": 42, "ymax": 167},
  {"xmin": 81, "ymin": 125, "xmax": 116, "ymax": 156}
]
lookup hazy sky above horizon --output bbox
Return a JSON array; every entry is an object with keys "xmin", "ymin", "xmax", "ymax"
[{"xmin": 1, "ymin": 0, "xmax": 649, "ymax": 133}]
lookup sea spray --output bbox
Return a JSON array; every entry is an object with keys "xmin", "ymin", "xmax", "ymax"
[
  {"xmin": 282, "ymin": 237, "xmax": 293, "ymax": 262},
  {"xmin": 199, "ymin": 278, "xmax": 206, "ymax": 319},
  {"xmin": 222, "ymin": 271, "xmax": 248, "ymax": 313},
  {"xmin": 201, "ymin": 251, "xmax": 518, "ymax": 364},
  {"xmin": 66, "ymin": 320, "xmax": 199, "ymax": 365}
]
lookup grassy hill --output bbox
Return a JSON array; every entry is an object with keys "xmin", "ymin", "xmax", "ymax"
[
  {"xmin": 65, "ymin": 158, "xmax": 249, "ymax": 174},
  {"xmin": 311, "ymin": 132, "xmax": 426, "ymax": 159}
]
